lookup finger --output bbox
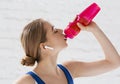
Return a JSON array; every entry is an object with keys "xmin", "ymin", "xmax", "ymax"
[{"xmin": 77, "ymin": 22, "xmax": 86, "ymax": 30}]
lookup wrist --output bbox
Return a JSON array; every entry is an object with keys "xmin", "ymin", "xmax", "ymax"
[{"xmin": 89, "ymin": 26, "xmax": 101, "ymax": 33}]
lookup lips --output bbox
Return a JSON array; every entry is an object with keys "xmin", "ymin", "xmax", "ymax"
[
  {"xmin": 63, "ymin": 34, "xmax": 67, "ymax": 41},
  {"xmin": 64, "ymin": 36, "xmax": 67, "ymax": 41},
  {"xmin": 64, "ymin": 38, "xmax": 67, "ymax": 41}
]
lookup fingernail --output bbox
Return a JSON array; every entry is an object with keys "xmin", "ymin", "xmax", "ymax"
[{"xmin": 77, "ymin": 22, "xmax": 79, "ymax": 25}]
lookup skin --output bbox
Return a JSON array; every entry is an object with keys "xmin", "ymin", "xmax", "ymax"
[{"xmin": 15, "ymin": 20, "xmax": 120, "ymax": 84}]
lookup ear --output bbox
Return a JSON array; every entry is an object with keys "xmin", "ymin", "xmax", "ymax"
[{"xmin": 39, "ymin": 43, "xmax": 46, "ymax": 50}]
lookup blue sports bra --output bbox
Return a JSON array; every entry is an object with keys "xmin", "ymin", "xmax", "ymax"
[{"xmin": 27, "ymin": 64, "xmax": 74, "ymax": 84}]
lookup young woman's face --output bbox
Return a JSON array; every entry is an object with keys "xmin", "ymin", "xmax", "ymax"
[{"xmin": 44, "ymin": 21, "xmax": 68, "ymax": 50}]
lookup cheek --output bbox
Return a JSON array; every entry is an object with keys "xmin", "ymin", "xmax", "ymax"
[
  {"xmin": 49, "ymin": 37, "xmax": 59, "ymax": 45},
  {"xmin": 53, "ymin": 37, "xmax": 62, "ymax": 45},
  {"xmin": 53, "ymin": 35, "xmax": 61, "ymax": 40},
  {"xmin": 49, "ymin": 35, "xmax": 63, "ymax": 45},
  {"xmin": 54, "ymin": 38, "xmax": 61, "ymax": 43}
]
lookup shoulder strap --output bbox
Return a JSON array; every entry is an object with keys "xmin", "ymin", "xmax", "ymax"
[
  {"xmin": 57, "ymin": 64, "xmax": 74, "ymax": 84},
  {"xmin": 26, "ymin": 71, "xmax": 45, "ymax": 84}
]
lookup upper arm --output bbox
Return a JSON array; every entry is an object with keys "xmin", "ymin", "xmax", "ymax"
[
  {"xmin": 14, "ymin": 74, "xmax": 35, "ymax": 84},
  {"xmin": 63, "ymin": 60, "xmax": 119, "ymax": 78}
]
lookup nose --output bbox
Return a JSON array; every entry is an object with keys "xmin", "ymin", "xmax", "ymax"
[{"xmin": 58, "ymin": 29, "xmax": 63, "ymax": 34}]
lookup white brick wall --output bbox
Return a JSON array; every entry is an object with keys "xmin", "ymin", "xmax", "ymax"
[{"xmin": 0, "ymin": 0, "xmax": 120, "ymax": 84}]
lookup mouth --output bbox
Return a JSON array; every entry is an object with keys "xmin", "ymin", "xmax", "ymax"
[
  {"xmin": 64, "ymin": 35, "xmax": 67, "ymax": 41},
  {"xmin": 64, "ymin": 38, "xmax": 67, "ymax": 41}
]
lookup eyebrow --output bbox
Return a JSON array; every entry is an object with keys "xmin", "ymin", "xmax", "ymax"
[{"xmin": 51, "ymin": 26, "xmax": 54, "ymax": 31}]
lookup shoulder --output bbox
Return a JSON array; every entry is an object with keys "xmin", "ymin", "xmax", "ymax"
[
  {"xmin": 62, "ymin": 61, "xmax": 84, "ymax": 78},
  {"xmin": 62, "ymin": 61, "xmax": 77, "ymax": 78},
  {"xmin": 14, "ymin": 74, "xmax": 35, "ymax": 84},
  {"xmin": 62, "ymin": 61, "xmax": 82, "ymax": 70}
]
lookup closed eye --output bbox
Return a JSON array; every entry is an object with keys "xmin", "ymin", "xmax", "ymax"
[
  {"xmin": 51, "ymin": 26, "xmax": 58, "ymax": 33},
  {"xmin": 52, "ymin": 26, "xmax": 58, "ymax": 33},
  {"xmin": 54, "ymin": 28, "xmax": 58, "ymax": 33}
]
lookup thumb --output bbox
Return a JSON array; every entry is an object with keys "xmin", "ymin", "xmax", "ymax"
[{"xmin": 77, "ymin": 22, "xmax": 86, "ymax": 30}]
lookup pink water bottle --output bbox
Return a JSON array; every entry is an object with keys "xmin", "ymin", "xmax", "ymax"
[{"xmin": 64, "ymin": 3, "xmax": 101, "ymax": 39}]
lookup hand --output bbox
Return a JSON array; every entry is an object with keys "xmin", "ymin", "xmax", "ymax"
[{"xmin": 77, "ymin": 21, "xmax": 100, "ymax": 32}]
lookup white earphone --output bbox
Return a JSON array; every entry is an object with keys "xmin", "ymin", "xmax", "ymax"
[{"xmin": 44, "ymin": 46, "xmax": 54, "ymax": 50}]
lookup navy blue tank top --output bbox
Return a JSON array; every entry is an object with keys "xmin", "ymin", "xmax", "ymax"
[{"xmin": 26, "ymin": 64, "xmax": 74, "ymax": 84}]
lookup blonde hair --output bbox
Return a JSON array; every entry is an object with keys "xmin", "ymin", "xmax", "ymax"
[{"xmin": 21, "ymin": 19, "xmax": 47, "ymax": 66}]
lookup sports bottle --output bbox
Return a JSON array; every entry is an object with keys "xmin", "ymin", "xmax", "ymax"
[{"xmin": 64, "ymin": 3, "xmax": 101, "ymax": 39}]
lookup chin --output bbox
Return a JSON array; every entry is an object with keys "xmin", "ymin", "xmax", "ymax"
[
  {"xmin": 58, "ymin": 43, "xmax": 68, "ymax": 50},
  {"xmin": 63, "ymin": 43, "xmax": 68, "ymax": 48},
  {"xmin": 65, "ymin": 43, "xmax": 68, "ymax": 47}
]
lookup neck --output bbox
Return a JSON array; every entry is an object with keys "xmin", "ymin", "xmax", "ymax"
[{"xmin": 34, "ymin": 53, "xmax": 60, "ymax": 76}]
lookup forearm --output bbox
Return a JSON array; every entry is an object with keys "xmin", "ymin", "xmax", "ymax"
[
  {"xmin": 68, "ymin": 22, "xmax": 120, "ymax": 78},
  {"xmin": 91, "ymin": 27, "xmax": 120, "ymax": 65}
]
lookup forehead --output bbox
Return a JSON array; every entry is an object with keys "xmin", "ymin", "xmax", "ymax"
[
  {"xmin": 43, "ymin": 21, "xmax": 53, "ymax": 31},
  {"xmin": 43, "ymin": 21, "xmax": 53, "ymax": 40}
]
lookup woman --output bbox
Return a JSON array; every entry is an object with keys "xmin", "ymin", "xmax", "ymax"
[{"xmin": 15, "ymin": 18, "xmax": 120, "ymax": 84}]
